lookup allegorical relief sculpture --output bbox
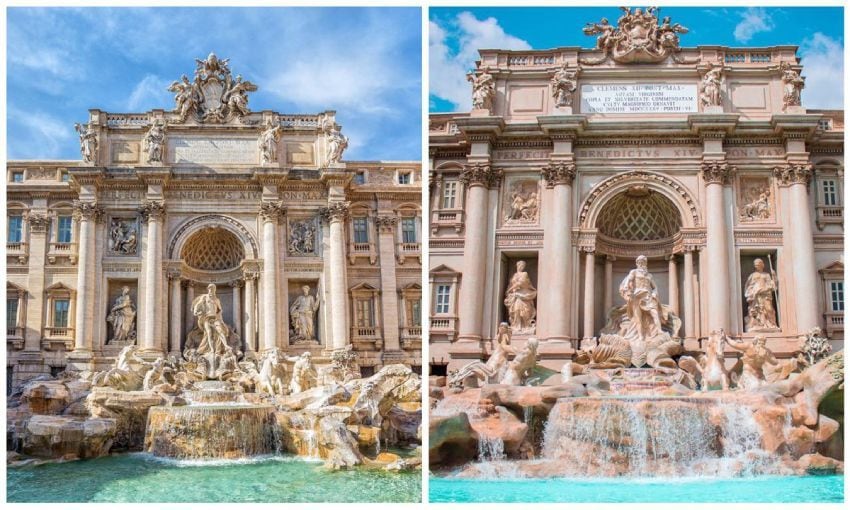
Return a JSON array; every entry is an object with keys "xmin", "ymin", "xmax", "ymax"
[
  {"xmin": 258, "ymin": 119, "xmax": 283, "ymax": 165},
  {"xmin": 167, "ymin": 52, "xmax": 258, "ymax": 123},
  {"xmin": 467, "ymin": 66, "xmax": 496, "ymax": 113},
  {"xmin": 106, "ymin": 286, "xmax": 136, "ymax": 343},
  {"xmin": 739, "ymin": 185, "xmax": 771, "ymax": 221},
  {"xmin": 324, "ymin": 121, "xmax": 349, "ymax": 165},
  {"xmin": 290, "ymin": 285, "xmax": 320, "ymax": 343},
  {"xmin": 503, "ymin": 260, "xmax": 537, "ymax": 334},
  {"xmin": 779, "ymin": 62, "xmax": 805, "ymax": 111},
  {"xmin": 143, "ymin": 120, "xmax": 166, "ymax": 163},
  {"xmin": 504, "ymin": 183, "xmax": 539, "ymax": 225},
  {"xmin": 582, "ymin": 7, "xmax": 690, "ymax": 65},
  {"xmin": 74, "ymin": 122, "xmax": 98, "ymax": 163},
  {"xmin": 551, "ymin": 63, "xmax": 578, "ymax": 107},
  {"xmin": 108, "ymin": 218, "xmax": 138, "ymax": 255},
  {"xmin": 744, "ymin": 258, "xmax": 779, "ymax": 332},
  {"xmin": 288, "ymin": 219, "xmax": 316, "ymax": 255},
  {"xmin": 699, "ymin": 65, "xmax": 723, "ymax": 108}
]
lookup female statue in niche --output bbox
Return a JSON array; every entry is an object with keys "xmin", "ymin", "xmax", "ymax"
[
  {"xmin": 744, "ymin": 258, "xmax": 778, "ymax": 331},
  {"xmin": 504, "ymin": 260, "xmax": 537, "ymax": 334},
  {"xmin": 290, "ymin": 285, "xmax": 320, "ymax": 342},
  {"xmin": 106, "ymin": 286, "xmax": 136, "ymax": 343}
]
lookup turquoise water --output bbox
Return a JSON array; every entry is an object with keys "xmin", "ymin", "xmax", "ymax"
[
  {"xmin": 430, "ymin": 475, "xmax": 844, "ymax": 503},
  {"xmin": 7, "ymin": 453, "xmax": 421, "ymax": 503}
]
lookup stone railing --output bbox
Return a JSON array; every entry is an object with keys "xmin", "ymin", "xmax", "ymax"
[
  {"xmin": 401, "ymin": 326, "xmax": 422, "ymax": 338},
  {"xmin": 106, "ymin": 114, "xmax": 149, "ymax": 126},
  {"xmin": 816, "ymin": 206, "xmax": 843, "ymax": 230},
  {"xmin": 279, "ymin": 115, "xmax": 321, "ymax": 129},
  {"xmin": 824, "ymin": 312, "xmax": 844, "ymax": 338},
  {"xmin": 429, "ymin": 316, "xmax": 458, "ymax": 342},
  {"xmin": 42, "ymin": 327, "xmax": 74, "ymax": 351},
  {"xmin": 350, "ymin": 326, "xmax": 383, "ymax": 351},
  {"xmin": 48, "ymin": 242, "xmax": 78, "ymax": 264},
  {"xmin": 7, "ymin": 242, "xmax": 28, "ymax": 264},
  {"xmin": 7, "ymin": 327, "xmax": 24, "ymax": 350},
  {"xmin": 347, "ymin": 241, "xmax": 377, "ymax": 265},
  {"xmin": 396, "ymin": 242, "xmax": 421, "ymax": 264},
  {"xmin": 506, "ymin": 53, "xmax": 556, "ymax": 67},
  {"xmin": 430, "ymin": 209, "xmax": 465, "ymax": 234},
  {"xmin": 723, "ymin": 51, "xmax": 773, "ymax": 64}
]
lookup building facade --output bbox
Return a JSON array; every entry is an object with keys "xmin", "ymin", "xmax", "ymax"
[
  {"xmin": 7, "ymin": 55, "xmax": 422, "ymax": 390},
  {"xmin": 429, "ymin": 9, "xmax": 843, "ymax": 372}
]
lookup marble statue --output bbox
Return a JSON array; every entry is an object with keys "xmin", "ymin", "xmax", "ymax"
[
  {"xmin": 142, "ymin": 358, "xmax": 177, "ymax": 393},
  {"xmin": 582, "ymin": 8, "xmax": 690, "ymax": 65},
  {"xmin": 91, "ymin": 345, "xmax": 150, "ymax": 391},
  {"xmin": 288, "ymin": 220, "xmax": 316, "ymax": 255},
  {"xmin": 727, "ymin": 335, "xmax": 778, "ymax": 390},
  {"xmin": 551, "ymin": 64, "xmax": 578, "ymax": 107},
  {"xmin": 743, "ymin": 258, "xmax": 778, "ymax": 331},
  {"xmin": 168, "ymin": 53, "xmax": 258, "ymax": 123},
  {"xmin": 700, "ymin": 65, "xmax": 722, "ymax": 108},
  {"xmin": 143, "ymin": 121, "xmax": 166, "ymax": 163},
  {"xmin": 780, "ymin": 62, "xmax": 805, "ymax": 110},
  {"xmin": 222, "ymin": 75, "xmax": 257, "ymax": 118},
  {"xmin": 500, "ymin": 337, "xmax": 539, "ymax": 385},
  {"xmin": 258, "ymin": 120, "xmax": 283, "ymax": 165},
  {"xmin": 74, "ymin": 122, "xmax": 98, "ymax": 163},
  {"xmin": 106, "ymin": 286, "xmax": 136, "ymax": 343},
  {"xmin": 192, "ymin": 284, "xmax": 229, "ymax": 355},
  {"xmin": 286, "ymin": 352, "xmax": 318, "ymax": 394},
  {"xmin": 798, "ymin": 327, "xmax": 832, "ymax": 367},
  {"xmin": 168, "ymin": 75, "xmax": 199, "ymax": 122},
  {"xmin": 257, "ymin": 348, "xmax": 287, "ymax": 395},
  {"xmin": 108, "ymin": 219, "xmax": 138, "ymax": 255},
  {"xmin": 697, "ymin": 330, "xmax": 731, "ymax": 391},
  {"xmin": 290, "ymin": 285, "xmax": 320, "ymax": 342},
  {"xmin": 467, "ymin": 67, "xmax": 495, "ymax": 112},
  {"xmin": 325, "ymin": 124, "xmax": 349, "ymax": 165},
  {"xmin": 504, "ymin": 261, "xmax": 537, "ymax": 334},
  {"xmin": 504, "ymin": 186, "xmax": 538, "ymax": 224},
  {"xmin": 739, "ymin": 187, "xmax": 771, "ymax": 220},
  {"xmin": 449, "ymin": 322, "xmax": 514, "ymax": 387}
]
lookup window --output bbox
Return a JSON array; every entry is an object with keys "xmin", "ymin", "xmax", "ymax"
[
  {"xmin": 61, "ymin": 171, "xmax": 70, "ymax": 183},
  {"xmin": 398, "ymin": 172, "xmax": 411, "ymax": 185},
  {"xmin": 355, "ymin": 299, "xmax": 374, "ymax": 327},
  {"xmin": 401, "ymin": 217, "xmax": 416, "ymax": 243},
  {"xmin": 443, "ymin": 180, "xmax": 458, "ymax": 209},
  {"xmin": 822, "ymin": 180, "xmax": 838, "ymax": 206},
  {"xmin": 352, "ymin": 218, "xmax": 369, "ymax": 243},
  {"xmin": 830, "ymin": 281, "xmax": 844, "ymax": 312},
  {"xmin": 7, "ymin": 215, "xmax": 23, "ymax": 243},
  {"xmin": 354, "ymin": 171, "xmax": 366, "ymax": 185},
  {"xmin": 411, "ymin": 298, "xmax": 421, "ymax": 327},
  {"xmin": 11, "ymin": 172, "xmax": 23, "ymax": 183},
  {"xmin": 53, "ymin": 299, "xmax": 70, "ymax": 328},
  {"xmin": 435, "ymin": 284, "xmax": 451, "ymax": 314},
  {"xmin": 7, "ymin": 298, "xmax": 19, "ymax": 330},
  {"xmin": 57, "ymin": 216, "xmax": 73, "ymax": 243}
]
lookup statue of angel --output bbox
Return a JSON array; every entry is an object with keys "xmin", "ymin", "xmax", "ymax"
[
  {"xmin": 223, "ymin": 75, "xmax": 258, "ymax": 118},
  {"xmin": 167, "ymin": 75, "xmax": 198, "ymax": 122}
]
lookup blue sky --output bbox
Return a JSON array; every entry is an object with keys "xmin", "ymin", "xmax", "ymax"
[
  {"xmin": 7, "ymin": 7, "xmax": 422, "ymax": 161},
  {"xmin": 431, "ymin": 7, "xmax": 844, "ymax": 112}
]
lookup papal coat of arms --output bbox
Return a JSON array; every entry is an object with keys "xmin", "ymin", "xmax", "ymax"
[
  {"xmin": 581, "ymin": 7, "xmax": 693, "ymax": 65},
  {"xmin": 167, "ymin": 52, "xmax": 258, "ymax": 123}
]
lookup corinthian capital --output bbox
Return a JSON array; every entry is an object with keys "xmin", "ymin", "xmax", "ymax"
[
  {"xmin": 73, "ymin": 200, "xmax": 104, "ymax": 222},
  {"xmin": 258, "ymin": 201, "xmax": 285, "ymax": 222},
  {"xmin": 321, "ymin": 201, "xmax": 351, "ymax": 222},
  {"xmin": 773, "ymin": 163, "xmax": 813, "ymax": 186},
  {"xmin": 700, "ymin": 161, "xmax": 734, "ymax": 185},
  {"xmin": 375, "ymin": 215, "xmax": 398, "ymax": 233},
  {"xmin": 27, "ymin": 213, "xmax": 50, "ymax": 233},
  {"xmin": 541, "ymin": 161, "xmax": 577, "ymax": 187},
  {"xmin": 460, "ymin": 162, "xmax": 502, "ymax": 188},
  {"xmin": 139, "ymin": 200, "xmax": 166, "ymax": 221}
]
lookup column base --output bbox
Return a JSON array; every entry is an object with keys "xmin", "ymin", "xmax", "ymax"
[{"xmin": 136, "ymin": 348, "xmax": 165, "ymax": 361}]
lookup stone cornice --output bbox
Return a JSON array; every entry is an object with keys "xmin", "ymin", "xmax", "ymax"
[
  {"xmin": 541, "ymin": 161, "xmax": 577, "ymax": 188},
  {"xmin": 68, "ymin": 167, "xmax": 105, "ymax": 189},
  {"xmin": 319, "ymin": 168, "xmax": 352, "ymax": 188},
  {"xmin": 773, "ymin": 163, "xmax": 813, "ymax": 186},
  {"xmin": 700, "ymin": 161, "xmax": 735, "ymax": 185},
  {"xmin": 771, "ymin": 114, "xmax": 821, "ymax": 139},
  {"xmin": 135, "ymin": 167, "xmax": 171, "ymax": 186},
  {"xmin": 253, "ymin": 167, "xmax": 289, "ymax": 186},
  {"xmin": 537, "ymin": 115, "xmax": 588, "ymax": 137},
  {"xmin": 687, "ymin": 113, "xmax": 740, "ymax": 136},
  {"xmin": 460, "ymin": 162, "xmax": 502, "ymax": 189},
  {"xmin": 453, "ymin": 116, "xmax": 505, "ymax": 141}
]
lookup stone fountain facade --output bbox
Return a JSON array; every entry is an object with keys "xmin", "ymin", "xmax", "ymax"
[{"xmin": 6, "ymin": 53, "xmax": 422, "ymax": 392}]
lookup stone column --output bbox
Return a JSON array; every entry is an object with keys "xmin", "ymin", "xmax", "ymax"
[
  {"xmin": 582, "ymin": 250, "xmax": 596, "ymax": 341},
  {"xmin": 701, "ymin": 161, "xmax": 733, "ymax": 333},
  {"xmin": 231, "ymin": 280, "xmax": 242, "ymax": 338},
  {"xmin": 72, "ymin": 202, "xmax": 101, "ymax": 353},
  {"xmin": 185, "ymin": 283, "xmax": 195, "ymax": 334},
  {"xmin": 324, "ymin": 201, "xmax": 351, "ymax": 350},
  {"xmin": 376, "ymin": 215, "xmax": 401, "ymax": 353},
  {"xmin": 24, "ymin": 212, "xmax": 50, "ymax": 352},
  {"xmin": 603, "ymin": 255, "xmax": 614, "ymax": 316},
  {"xmin": 139, "ymin": 200, "xmax": 165, "ymax": 355},
  {"xmin": 243, "ymin": 274, "xmax": 257, "ymax": 353},
  {"xmin": 542, "ymin": 162, "xmax": 576, "ymax": 342},
  {"xmin": 683, "ymin": 249, "xmax": 696, "ymax": 341},
  {"xmin": 168, "ymin": 273, "xmax": 182, "ymax": 356},
  {"xmin": 775, "ymin": 164, "xmax": 819, "ymax": 330},
  {"xmin": 667, "ymin": 255, "xmax": 679, "ymax": 315},
  {"xmin": 457, "ymin": 163, "xmax": 500, "ymax": 342},
  {"xmin": 259, "ymin": 201, "xmax": 283, "ymax": 352}
]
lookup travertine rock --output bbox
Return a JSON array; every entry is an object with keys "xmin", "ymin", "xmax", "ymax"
[
  {"xmin": 21, "ymin": 415, "xmax": 116, "ymax": 460},
  {"xmin": 429, "ymin": 413, "xmax": 479, "ymax": 467},
  {"xmin": 797, "ymin": 453, "xmax": 844, "ymax": 474},
  {"xmin": 21, "ymin": 380, "xmax": 71, "ymax": 415},
  {"xmin": 469, "ymin": 405, "xmax": 528, "ymax": 458},
  {"xmin": 86, "ymin": 388, "xmax": 164, "ymax": 450}
]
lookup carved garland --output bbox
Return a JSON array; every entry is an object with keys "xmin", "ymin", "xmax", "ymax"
[
  {"xmin": 541, "ymin": 161, "xmax": 577, "ymax": 187},
  {"xmin": 773, "ymin": 163, "xmax": 813, "ymax": 186}
]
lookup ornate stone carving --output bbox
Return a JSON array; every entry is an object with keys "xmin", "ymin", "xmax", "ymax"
[
  {"xmin": 27, "ymin": 213, "xmax": 50, "ymax": 233},
  {"xmin": 726, "ymin": 335, "xmax": 778, "ymax": 390},
  {"xmin": 699, "ymin": 65, "xmax": 723, "ymax": 108},
  {"xmin": 743, "ymin": 257, "xmax": 779, "ymax": 332},
  {"xmin": 323, "ymin": 120, "xmax": 349, "ymax": 165},
  {"xmin": 449, "ymin": 323, "xmax": 513, "ymax": 388},
  {"xmin": 106, "ymin": 286, "xmax": 137, "ymax": 343},
  {"xmin": 504, "ymin": 261, "xmax": 537, "ymax": 335},
  {"xmin": 74, "ymin": 122, "xmax": 98, "ymax": 164},
  {"xmin": 108, "ymin": 218, "xmax": 139, "ymax": 255},
  {"xmin": 321, "ymin": 201, "xmax": 350, "ymax": 222},
  {"xmin": 499, "ymin": 337, "xmax": 539, "ymax": 385},
  {"xmin": 167, "ymin": 53, "xmax": 258, "ymax": 124},
  {"xmin": 581, "ymin": 7, "xmax": 690, "ymax": 65},
  {"xmin": 799, "ymin": 327, "xmax": 832, "ymax": 367},
  {"xmin": 700, "ymin": 161, "xmax": 734, "ymax": 185},
  {"xmin": 287, "ymin": 352, "xmax": 318, "ymax": 394},
  {"xmin": 467, "ymin": 66, "xmax": 495, "ymax": 112},
  {"xmin": 185, "ymin": 283, "xmax": 241, "ymax": 379},
  {"xmin": 143, "ymin": 120, "xmax": 167, "ymax": 163},
  {"xmin": 375, "ymin": 215, "xmax": 398, "ymax": 233},
  {"xmin": 258, "ymin": 201, "xmax": 284, "ymax": 222},
  {"xmin": 139, "ymin": 200, "xmax": 166, "ymax": 221},
  {"xmin": 551, "ymin": 64, "xmax": 578, "ymax": 108},
  {"xmin": 289, "ymin": 285, "xmax": 320, "ymax": 343},
  {"xmin": 460, "ymin": 163, "xmax": 502, "ymax": 188},
  {"xmin": 779, "ymin": 62, "xmax": 805, "ymax": 111},
  {"xmin": 73, "ymin": 201, "xmax": 104, "ymax": 222},
  {"xmin": 504, "ymin": 181, "xmax": 539, "ymax": 225},
  {"xmin": 773, "ymin": 163, "xmax": 813, "ymax": 186},
  {"xmin": 288, "ymin": 219, "xmax": 317, "ymax": 255},
  {"xmin": 258, "ymin": 119, "xmax": 283, "ymax": 165},
  {"xmin": 738, "ymin": 183, "xmax": 771, "ymax": 221},
  {"xmin": 541, "ymin": 161, "xmax": 576, "ymax": 187}
]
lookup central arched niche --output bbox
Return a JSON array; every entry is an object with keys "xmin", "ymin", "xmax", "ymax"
[
  {"xmin": 181, "ymin": 227, "xmax": 245, "ymax": 271},
  {"xmin": 596, "ymin": 185, "xmax": 682, "ymax": 243}
]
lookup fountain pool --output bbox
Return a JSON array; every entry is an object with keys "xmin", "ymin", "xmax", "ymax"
[
  {"xmin": 429, "ymin": 474, "xmax": 844, "ymax": 503},
  {"xmin": 7, "ymin": 453, "xmax": 422, "ymax": 503}
]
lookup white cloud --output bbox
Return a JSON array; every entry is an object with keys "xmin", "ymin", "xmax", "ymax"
[
  {"xmin": 7, "ymin": 107, "xmax": 75, "ymax": 159},
  {"xmin": 800, "ymin": 33, "xmax": 844, "ymax": 110},
  {"xmin": 430, "ymin": 12, "xmax": 531, "ymax": 111},
  {"xmin": 733, "ymin": 8, "xmax": 774, "ymax": 43},
  {"xmin": 127, "ymin": 74, "xmax": 170, "ymax": 111}
]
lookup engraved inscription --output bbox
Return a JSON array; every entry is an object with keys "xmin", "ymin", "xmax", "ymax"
[
  {"xmin": 169, "ymin": 137, "xmax": 257, "ymax": 165},
  {"xmin": 581, "ymin": 84, "xmax": 698, "ymax": 114},
  {"xmin": 111, "ymin": 141, "xmax": 140, "ymax": 163}
]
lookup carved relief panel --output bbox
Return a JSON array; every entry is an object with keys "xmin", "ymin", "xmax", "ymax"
[
  {"xmin": 107, "ymin": 216, "xmax": 140, "ymax": 255},
  {"xmin": 502, "ymin": 176, "xmax": 540, "ymax": 227},
  {"xmin": 737, "ymin": 176, "xmax": 774, "ymax": 223},
  {"xmin": 287, "ymin": 217, "xmax": 319, "ymax": 256}
]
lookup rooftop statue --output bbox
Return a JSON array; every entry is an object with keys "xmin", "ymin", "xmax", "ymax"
[
  {"xmin": 582, "ymin": 7, "xmax": 692, "ymax": 65},
  {"xmin": 167, "ymin": 53, "xmax": 258, "ymax": 124},
  {"xmin": 467, "ymin": 66, "xmax": 496, "ymax": 113}
]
